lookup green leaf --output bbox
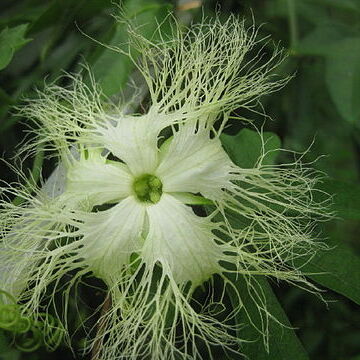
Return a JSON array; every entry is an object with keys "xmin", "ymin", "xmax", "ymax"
[
  {"xmin": 318, "ymin": 179, "xmax": 360, "ymax": 220},
  {"xmin": 325, "ymin": 38, "xmax": 360, "ymax": 127},
  {"xmin": 221, "ymin": 128, "xmax": 281, "ymax": 168},
  {"xmin": 228, "ymin": 275, "xmax": 309, "ymax": 360},
  {"xmin": 301, "ymin": 181, "xmax": 360, "ymax": 305},
  {"xmin": 300, "ymin": 237, "xmax": 360, "ymax": 306},
  {"xmin": 0, "ymin": 24, "xmax": 31, "ymax": 71},
  {"xmin": 223, "ymin": 129, "xmax": 360, "ymax": 314},
  {"xmin": 217, "ymin": 130, "xmax": 309, "ymax": 358},
  {"xmin": 295, "ymin": 24, "xmax": 349, "ymax": 56},
  {"xmin": 295, "ymin": 23, "xmax": 360, "ymax": 126}
]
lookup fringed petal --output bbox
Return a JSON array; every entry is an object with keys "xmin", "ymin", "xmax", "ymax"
[
  {"xmin": 66, "ymin": 148, "xmax": 132, "ymax": 207},
  {"xmin": 156, "ymin": 122, "xmax": 233, "ymax": 201},
  {"xmin": 76, "ymin": 196, "xmax": 146, "ymax": 279},
  {"xmin": 143, "ymin": 194, "xmax": 223, "ymax": 286},
  {"xmin": 96, "ymin": 109, "xmax": 175, "ymax": 176}
]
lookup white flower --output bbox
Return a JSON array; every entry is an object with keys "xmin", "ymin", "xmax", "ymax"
[
  {"xmin": 66, "ymin": 118, "xmax": 231, "ymax": 284},
  {"xmin": 0, "ymin": 15, "xmax": 330, "ymax": 359}
]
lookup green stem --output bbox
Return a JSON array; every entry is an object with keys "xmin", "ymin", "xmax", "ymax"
[
  {"xmin": 287, "ymin": 0, "xmax": 298, "ymax": 50},
  {"xmin": 91, "ymin": 294, "xmax": 111, "ymax": 360}
]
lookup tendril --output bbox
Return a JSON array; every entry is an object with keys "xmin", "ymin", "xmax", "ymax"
[
  {"xmin": 35, "ymin": 313, "xmax": 65, "ymax": 352},
  {"xmin": 15, "ymin": 326, "xmax": 43, "ymax": 352},
  {"xmin": 0, "ymin": 289, "xmax": 64, "ymax": 352},
  {"xmin": 0, "ymin": 304, "xmax": 20, "ymax": 330}
]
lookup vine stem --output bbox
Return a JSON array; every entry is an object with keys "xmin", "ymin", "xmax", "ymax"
[
  {"xmin": 287, "ymin": 0, "xmax": 298, "ymax": 50},
  {"xmin": 91, "ymin": 294, "xmax": 112, "ymax": 360}
]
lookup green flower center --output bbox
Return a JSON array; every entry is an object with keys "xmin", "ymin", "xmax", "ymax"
[{"xmin": 133, "ymin": 174, "xmax": 163, "ymax": 204}]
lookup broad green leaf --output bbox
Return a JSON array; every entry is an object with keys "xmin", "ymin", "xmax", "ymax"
[
  {"xmin": 221, "ymin": 128, "xmax": 281, "ymax": 168},
  {"xmin": 300, "ymin": 236, "xmax": 360, "ymax": 306},
  {"xmin": 295, "ymin": 24, "xmax": 349, "ymax": 56},
  {"xmin": 228, "ymin": 275, "xmax": 309, "ymax": 360},
  {"xmin": 318, "ymin": 179, "xmax": 360, "ymax": 220},
  {"xmin": 297, "ymin": 33, "xmax": 360, "ymax": 126},
  {"xmin": 225, "ymin": 179, "xmax": 360, "ymax": 307},
  {"xmin": 325, "ymin": 38, "xmax": 360, "ymax": 127},
  {"xmin": 224, "ymin": 129, "xmax": 360, "ymax": 305},
  {"xmin": 222, "ymin": 129, "xmax": 308, "ymax": 358},
  {"xmin": 295, "ymin": 21, "xmax": 360, "ymax": 127},
  {"xmin": 301, "ymin": 181, "xmax": 360, "ymax": 305},
  {"xmin": 0, "ymin": 24, "xmax": 31, "ymax": 71}
]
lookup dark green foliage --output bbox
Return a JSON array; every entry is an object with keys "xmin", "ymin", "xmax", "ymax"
[{"xmin": 0, "ymin": 24, "xmax": 31, "ymax": 71}]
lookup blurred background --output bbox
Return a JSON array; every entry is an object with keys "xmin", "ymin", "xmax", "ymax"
[{"xmin": 0, "ymin": 0, "xmax": 359, "ymax": 359}]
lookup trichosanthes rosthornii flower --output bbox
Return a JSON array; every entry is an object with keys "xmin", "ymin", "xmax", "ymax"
[{"xmin": 0, "ymin": 16, "xmax": 330, "ymax": 359}]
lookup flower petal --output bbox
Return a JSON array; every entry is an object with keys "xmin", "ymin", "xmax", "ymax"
[
  {"xmin": 143, "ymin": 194, "xmax": 223, "ymax": 285},
  {"xmin": 76, "ymin": 196, "xmax": 146, "ymax": 279},
  {"xmin": 0, "ymin": 243, "xmax": 36, "ymax": 299},
  {"xmin": 96, "ymin": 109, "xmax": 173, "ymax": 176},
  {"xmin": 66, "ymin": 149, "xmax": 132, "ymax": 207},
  {"xmin": 156, "ymin": 122, "xmax": 233, "ymax": 201}
]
